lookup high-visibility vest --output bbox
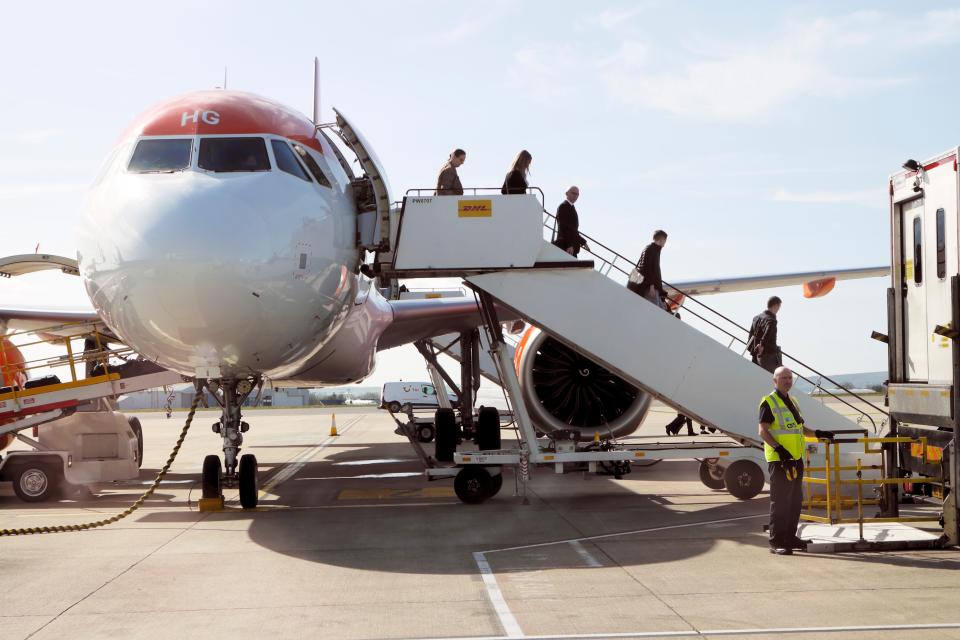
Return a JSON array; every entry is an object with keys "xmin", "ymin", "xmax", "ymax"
[{"xmin": 761, "ymin": 392, "xmax": 805, "ymax": 462}]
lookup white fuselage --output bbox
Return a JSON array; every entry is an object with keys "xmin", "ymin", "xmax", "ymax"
[{"xmin": 77, "ymin": 91, "xmax": 389, "ymax": 383}]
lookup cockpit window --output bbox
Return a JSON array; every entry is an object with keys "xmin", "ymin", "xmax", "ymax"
[
  {"xmin": 128, "ymin": 139, "xmax": 192, "ymax": 173},
  {"xmin": 271, "ymin": 140, "xmax": 311, "ymax": 182},
  {"xmin": 198, "ymin": 137, "xmax": 270, "ymax": 173},
  {"xmin": 292, "ymin": 143, "xmax": 332, "ymax": 188}
]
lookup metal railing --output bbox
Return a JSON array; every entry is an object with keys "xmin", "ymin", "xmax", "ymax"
[
  {"xmin": 801, "ymin": 435, "xmax": 941, "ymax": 535},
  {"xmin": 403, "ymin": 186, "xmax": 546, "ymax": 211},
  {"xmin": 540, "ymin": 207, "xmax": 888, "ymax": 432},
  {"xmin": 0, "ymin": 322, "xmax": 130, "ymax": 398}
]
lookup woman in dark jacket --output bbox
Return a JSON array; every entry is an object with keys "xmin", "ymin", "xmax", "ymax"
[{"xmin": 501, "ymin": 150, "xmax": 532, "ymax": 194}]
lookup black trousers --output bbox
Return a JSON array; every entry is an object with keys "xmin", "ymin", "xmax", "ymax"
[
  {"xmin": 665, "ymin": 413, "xmax": 694, "ymax": 435},
  {"xmin": 768, "ymin": 461, "xmax": 804, "ymax": 547}
]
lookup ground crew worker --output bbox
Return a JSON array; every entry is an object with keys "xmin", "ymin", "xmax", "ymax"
[
  {"xmin": 759, "ymin": 366, "xmax": 834, "ymax": 555},
  {"xmin": 748, "ymin": 296, "xmax": 781, "ymax": 372}
]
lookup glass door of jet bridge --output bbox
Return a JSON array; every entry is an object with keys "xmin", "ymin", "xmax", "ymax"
[{"xmin": 901, "ymin": 196, "xmax": 929, "ymax": 381}]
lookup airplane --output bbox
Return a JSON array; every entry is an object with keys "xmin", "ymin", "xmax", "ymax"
[{"xmin": 0, "ymin": 83, "xmax": 889, "ymax": 509}]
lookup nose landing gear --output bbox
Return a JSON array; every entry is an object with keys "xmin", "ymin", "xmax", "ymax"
[{"xmin": 201, "ymin": 377, "xmax": 261, "ymax": 509}]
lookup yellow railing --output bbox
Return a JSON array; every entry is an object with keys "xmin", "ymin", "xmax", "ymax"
[
  {"xmin": 1, "ymin": 322, "xmax": 133, "ymax": 402},
  {"xmin": 801, "ymin": 437, "xmax": 942, "ymax": 539}
]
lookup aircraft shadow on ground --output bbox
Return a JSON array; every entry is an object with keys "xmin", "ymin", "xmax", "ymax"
[{"xmin": 6, "ymin": 439, "xmax": 956, "ymax": 574}]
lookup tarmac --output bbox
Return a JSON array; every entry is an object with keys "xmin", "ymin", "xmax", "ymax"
[{"xmin": 1, "ymin": 402, "xmax": 959, "ymax": 640}]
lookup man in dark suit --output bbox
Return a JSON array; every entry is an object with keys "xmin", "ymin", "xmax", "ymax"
[{"xmin": 553, "ymin": 186, "xmax": 589, "ymax": 256}]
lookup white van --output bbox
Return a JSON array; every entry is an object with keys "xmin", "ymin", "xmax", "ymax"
[{"xmin": 380, "ymin": 381, "xmax": 456, "ymax": 413}]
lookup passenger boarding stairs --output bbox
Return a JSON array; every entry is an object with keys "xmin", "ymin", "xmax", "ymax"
[{"xmin": 387, "ymin": 191, "xmax": 885, "ymax": 449}]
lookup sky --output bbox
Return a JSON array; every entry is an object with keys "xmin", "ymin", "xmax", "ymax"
[{"xmin": 2, "ymin": 1, "xmax": 959, "ymax": 387}]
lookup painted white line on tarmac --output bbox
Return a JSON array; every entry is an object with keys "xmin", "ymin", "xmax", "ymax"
[
  {"xmin": 295, "ymin": 472, "xmax": 421, "ymax": 480},
  {"xmin": 415, "ymin": 621, "xmax": 960, "ymax": 640},
  {"xmin": 481, "ymin": 513, "xmax": 767, "ymax": 555},
  {"xmin": 473, "ymin": 551, "xmax": 523, "ymax": 638},
  {"xmin": 257, "ymin": 415, "xmax": 362, "ymax": 498},
  {"xmin": 568, "ymin": 540, "xmax": 602, "ymax": 567}
]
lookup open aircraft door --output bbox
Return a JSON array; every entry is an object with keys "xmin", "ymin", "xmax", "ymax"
[{"xmin": 333, "ymin": 108, "xmax": 393, "ymax": 253}]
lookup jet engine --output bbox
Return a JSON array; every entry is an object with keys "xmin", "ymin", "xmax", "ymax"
[{"xmin": 514, "ymin": 327, "xmax": 651, "ymax": 438}]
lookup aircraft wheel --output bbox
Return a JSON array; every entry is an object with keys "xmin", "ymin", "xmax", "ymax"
[
  {"xmin": 434, "ymin": 408, "xmax": 457, "ymax": 462},
  {"xmin": 13, "ymin": 463, "xmax": 60, "ymax": 502},
  {"xmin": 387, "ymin": 401, "xmax": 401, "ymax": 413},
  {"xmin": 417, "ymin": 423, "xmax": 435, "ymax": 443},
  {"xmin": 201, "ymin": 454, "xmax": 222, "ymax": 499},
  {"xmin": 238, "ymin": 454, "xmax": 258, "ymax": 509},
  {"xmin": 723, "ymin": 459, "xmax": 764, "ymax": 500},
  {"xmin": 476, "ymin": 406, "xmax": 501, "ymax": 451},
  {"xmin": 127, "ymin": 416, "xmax": 144, "ymax": 468},
  {"xmin": 699, "ymin": 460, "xmax": 726, "ymax": 490},
  {"xmin": 454, "ymin": 466, "xmax": 494, "ymax": 504}
]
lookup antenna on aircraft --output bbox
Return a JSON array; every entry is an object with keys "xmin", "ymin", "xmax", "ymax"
[
  {"xmin": 313, "ymin": 57, "xmax": 321, "ymax": 124},
  {"xmin": 215, "ymin": 67, "xmax": 228, "ymax": 90}
]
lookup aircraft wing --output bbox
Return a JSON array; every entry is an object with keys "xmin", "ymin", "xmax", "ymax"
[
  {"xmin": 670, "ymin": 265, "xmax": 889, "ymax": 297},
  {"xmin": 378, "ymin": 296, "xmax": 518, "ymax": 351}
]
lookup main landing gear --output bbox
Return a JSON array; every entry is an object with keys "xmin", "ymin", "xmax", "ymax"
[{"xmin": 201, "ymin": 377, "xmax": 261, "ymax": 509}]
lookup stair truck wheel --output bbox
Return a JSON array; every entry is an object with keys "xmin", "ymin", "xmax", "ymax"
[
  {"xmin": 454, "ymin": 466, "xmax": 495, "ymax": 504},
  {"xmin": 201, "ymin": 454, "xmax": 222, "ymax": 499},
  {"xmin": 476, "ymin": 406, "xmax": 501, "ymax": 451},
  {"xmin": 723, "ymin": 459, "xmax": 764, "ymax": 500},
  {"xmin": 400, "ymin": 403, "xmax": 413, "ymax": 414},
  {"xmin": 699, "ymin": 460, "xmax": 726, "ymax": 490},
  {"xmin": 417, "ymin": 423, "xmax": 436, "ymax": 443},
  {"xmin": 12, "ymin": 462, "xmax": 60, "ymax": 502},
  {"xmin": 434, "ymin": 408, "xmax": 457, "ymax": 462},
  {"xmin": 488, "ymin": 471, "xmax": 504, "ymax": 498},
  {"xmin": 238, "ymin": 453, "xmax": 258, "ymax": 509},
  {"xmin": 127, "ymin": 416, "xmax": 144, "ymax": 468}
]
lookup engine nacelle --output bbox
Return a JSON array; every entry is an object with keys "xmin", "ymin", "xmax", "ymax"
[
  {"xmin": 1, "ymin": 337, "xmax": 28, "ymax": 452},
  {"xmin": 514, "ymin": 327, "xmax": 651, "ymax": 438}
]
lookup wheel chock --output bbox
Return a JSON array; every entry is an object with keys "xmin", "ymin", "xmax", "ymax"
[
  {"xmin": 198, "ymin": 495, "xmax": 225, "ymax": 512},
  {"xmin": 330, "ymin": 413, "xmax": 338, "ymax": 437}
]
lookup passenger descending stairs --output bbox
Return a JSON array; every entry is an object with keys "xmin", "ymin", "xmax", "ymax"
[{"xmin": 463, "ymin": 243, "xmax": 865, "ymax": 448}]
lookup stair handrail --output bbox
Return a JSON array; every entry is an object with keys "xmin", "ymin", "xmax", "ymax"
[{"xmin": 540, "ymin": 209, "xmax": 887, "ymax": 430}]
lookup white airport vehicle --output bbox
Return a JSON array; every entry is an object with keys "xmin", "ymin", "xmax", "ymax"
[
  {"xmin": 380, "ymin": 381, "xmax": 456, "ymax": 414},
  {"xmin": 882, "ymin": 150, "xmax": 960, "ymax": 544},
  {"xmin": 383, "ymin": 194, "xmax": 891, "ymax": 503},
  {"xmin": 0, "ymin": 74, "xmax": 892, "ymax": 511}
]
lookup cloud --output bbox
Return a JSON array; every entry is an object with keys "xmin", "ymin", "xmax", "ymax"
[
  {"xmin": 438, "ymin": 2, "xmax": 515, "ymax": 45},
  {"xmin": 509, "ymin": 9, "xmax": 956, "ymax": 120},
  {"xmin": 771, "ymin": 187, "xmax": 882, "ymax": 207},
  {"xmin": 0, "ymin": 181, "xmax": 87, "ymax": 199},
  {"xmin": 0, "ymin": 128, "xmax": 64, "ymax": 144},
  {"xmin": 592, "ymin": 6, "xmax": 649, "ymax": 30},
  {"xmin": 600, "ymin": 14, "xmax": 911, "ymax": 119},
  {"xmin": 506, "ymin": 44, "xmax": 590, "ymax": 101}
]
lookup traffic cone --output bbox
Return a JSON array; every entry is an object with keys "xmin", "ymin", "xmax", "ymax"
[{"xmin": 330, "ymin": 413, "xmax": 338, "ymax": 436}]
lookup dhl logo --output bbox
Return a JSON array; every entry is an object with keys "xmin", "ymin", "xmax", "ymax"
[{"xmin": 458, "ymin": 199, "xmax": 493, "ymax": 218}]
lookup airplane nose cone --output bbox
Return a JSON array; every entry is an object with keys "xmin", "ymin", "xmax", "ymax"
[{"xmin": 78, "ymin": 172, "xmax": 355, "ymax": 378}]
